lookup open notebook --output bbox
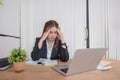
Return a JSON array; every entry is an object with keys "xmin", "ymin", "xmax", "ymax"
[{"xmin": 26, "ymin": 58, "xmax": 57, "ymax": 66}]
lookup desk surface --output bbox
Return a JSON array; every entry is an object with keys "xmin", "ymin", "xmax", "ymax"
[{"xmin": 0, "ymin": 59, "xmax": 120, "ymax": 80}]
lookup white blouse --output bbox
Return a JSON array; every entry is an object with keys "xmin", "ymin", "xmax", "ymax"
[{"xmin": 46, "ymin": 41, "xmax": 54, "ymax": 59}]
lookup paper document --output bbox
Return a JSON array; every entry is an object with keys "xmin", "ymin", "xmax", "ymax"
[
  {"xmin": 39, "ymin": 58, "xmax": 57, "ymax": 66},
  {"xmin": 26, "ymin": 60, "xmax": 38, "ymax": 65},
  {"xmin": 26, "ymin": 58, "xmax": 57, "ymax": 67}
]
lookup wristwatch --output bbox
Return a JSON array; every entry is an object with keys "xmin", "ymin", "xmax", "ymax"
[{"xmin": 61, "ymin": 42, "xmax": 66, "ymax": 46}]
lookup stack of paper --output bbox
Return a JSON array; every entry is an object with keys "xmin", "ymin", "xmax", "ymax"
[
  {"xmin": 99, "ymin": 60, "xmax": 112, "ymax": 66},
  {"xmin": 97, "ymin": 60, "xmax": 112, "ymax": 71}
]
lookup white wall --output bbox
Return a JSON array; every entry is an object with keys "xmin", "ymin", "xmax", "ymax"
[
  {"xmin": 89, "ymin": 0, "xmax": 106, "ymax": 48},
  {"xmin": 108, "ymin": 0, "xmax": 120, "ymax": 60},
  {"xmin": 0, "ymin": 0, "xmax": 20, "ymax": 58},
  {"xmin": 89, "ymin": 0, "xmax": 120, "ymax": 60}
]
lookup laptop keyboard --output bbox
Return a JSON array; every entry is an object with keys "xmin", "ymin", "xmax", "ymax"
[{"xmin": 60, "ymin": 68, "xmax": 68, "ymax": 73}]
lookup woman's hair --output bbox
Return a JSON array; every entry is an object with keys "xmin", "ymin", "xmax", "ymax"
[
  {"xmin": 42, "ymin": 20, "xmax": 60, "ymax": 49},
  {"xmin": 42, "ymin": 20, "xmax": 59, "ymax": 33}
]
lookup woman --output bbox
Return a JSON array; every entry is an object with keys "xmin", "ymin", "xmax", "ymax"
[{"xmin": 31, "ymin": 20, "xmax": 69, "ymax": 62}]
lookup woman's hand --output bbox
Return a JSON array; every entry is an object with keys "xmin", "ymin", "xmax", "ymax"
[
  {"xmin": 57, "ymin": 29, "xmax": 67, "ymax": 49},
  {"xmin": 41, "ymin": 29, "xmax": 50, "ymax": 42},
  {"xmin": 57, "ymin": 29, "xmax": 65, "ymax": 43},
  {"xmin": 38, "ymin": 29, "xmax": 50, "ymax": 49}
]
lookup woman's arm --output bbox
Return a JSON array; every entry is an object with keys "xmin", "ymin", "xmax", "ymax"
[
  {"xmin": 59, "ymin": 41, "xmax": 69, "ymax": 62},
  {"xmin": 31, "ymin": 38, "xmax": 46, "ymax": 61},
  {"xmin": 57, "ymin": 29, "xmax": 69, "ymax": 62},
  {"xmin": 31, "ymin": 30, "xmax": 50, "ymax": 61}
]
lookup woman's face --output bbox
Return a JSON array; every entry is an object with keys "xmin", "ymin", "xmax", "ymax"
[{"xmin": 47, "ymin": 26, "xmax": 58, "ymax": 42}]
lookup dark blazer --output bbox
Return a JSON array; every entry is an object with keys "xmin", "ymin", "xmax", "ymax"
[{"xmin": 31, "ymin": 38, "xmax": 69, "ymax": 62}]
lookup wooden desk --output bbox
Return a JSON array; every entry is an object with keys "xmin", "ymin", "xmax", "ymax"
[{"xmin": 0, "ymin": 59, "xmax": 120, "ymax": 80}]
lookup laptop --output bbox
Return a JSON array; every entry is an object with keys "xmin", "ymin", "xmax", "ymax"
[
  {"xmin": 52, "ymin": 48, "xmax": 107, "ymax": 76},
  {"xmin": 0, "ymin": 57, "xmax": 12, "ymax": 71}
]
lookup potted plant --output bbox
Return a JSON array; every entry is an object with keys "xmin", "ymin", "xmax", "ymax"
[{"xmin": 8, "ymin": 48, "xmax": 27, "ymax": 72}]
